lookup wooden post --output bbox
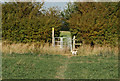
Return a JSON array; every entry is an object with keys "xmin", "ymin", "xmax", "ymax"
[
  {"xmin": 52, "ymin": 27, "xmax": 55, "ymax": 47},
  {"xmin": 73, "ymin": 36, "xmax": 75, "ymax": 50}
]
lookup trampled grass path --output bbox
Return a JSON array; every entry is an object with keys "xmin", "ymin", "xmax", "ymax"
[
  {"xmin": 56, "ymin": 56, "xmax": 71, "ymax": 79},
  {"xmin": 2, "ymin": 53, "xmax": 118, "ymax": 79}
]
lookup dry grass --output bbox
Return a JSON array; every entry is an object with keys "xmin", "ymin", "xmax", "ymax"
[
  {"xmin": 77, "ymin": 45, "xmax": 118, "ymax": 56},
  {"xmin": 2, "ymin": 41, "xmax": 71, "ymax": 55},
  {"xmin": 2, "ymin": 41, "xmax": 118, "ymax": 56}
]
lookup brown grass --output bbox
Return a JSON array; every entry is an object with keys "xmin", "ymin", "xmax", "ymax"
[
  {"xmin": 2, "ymin": 41, "xmax": 71, "ymax": 55},
  {"xmin": 77, "ymin": 45, "xmax": 118, "ymax": 56},
  {"xmin": 2, "ymin": 41, "xmax": 118, "ymax": 56}
]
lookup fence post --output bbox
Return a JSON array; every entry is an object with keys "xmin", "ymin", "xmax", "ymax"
[
  {"xmin": 52, "ymin": 27, "xmax": 55, "ymax": 47},
  {"xmin": 54, "ymin": 37, "xmax": 55, "ymax": 47},
  {"xmin": 73, "ymin": 36, "xmax": 75, "ymax": 50}
]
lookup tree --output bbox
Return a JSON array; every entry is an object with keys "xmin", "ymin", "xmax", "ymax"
[
  {"xmin": 64, "ymin": 2, "xmax": 118, "ymax": 46},
  {"xmin": 2, "ymin": 2, "xmax": 62, "ymax": 43}
]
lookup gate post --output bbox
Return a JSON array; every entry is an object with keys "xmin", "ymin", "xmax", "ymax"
[
  {"xmin": 52, "ymin": 27, "xmax": 55, "ymax": 47},
  {"xmin": 73, "ymin": 36, "xmax": 75, "ymax": 50}
]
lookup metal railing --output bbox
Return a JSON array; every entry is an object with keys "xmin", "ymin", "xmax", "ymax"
[{"xmin": 53, "ymin": 37, "xmax": 72, "ymax": 51}]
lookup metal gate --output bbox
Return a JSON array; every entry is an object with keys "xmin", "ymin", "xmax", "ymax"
[
  {"xmin": 53, "ymin": 37, "xmax": 72, "ymax": 51},
  {"xmin": 52, "ymin": 28, "xmax": 81, "ymax": 52}
]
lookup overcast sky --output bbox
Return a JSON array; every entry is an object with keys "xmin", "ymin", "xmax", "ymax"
[
  {"xmin": 0, "ymin": 0, "xmax": 119, "ymax": 11},
  {"xmin": 43, "ymin": 2, "xmax": 68, "ymax": 11},
  {"xmin": 0, "ymin": 0, "xmax": 68, "ymax": 11}
]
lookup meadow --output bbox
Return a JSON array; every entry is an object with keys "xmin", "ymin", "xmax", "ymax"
[
  {"xmin": 2, "ymin": 42, "xmax": 118, "ymax": 79},
  {"xmin": 1, "ymin": 2, "xmax": 119, "ymax": 80}
]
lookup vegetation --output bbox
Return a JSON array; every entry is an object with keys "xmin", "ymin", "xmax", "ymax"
[
  {"xmin": 65, "ymin": 55, "xmax": 118, "ymax": 79},
  {"xmin": 62, "ymin": 2, "xmax": 119, "ymax": 46},
  {"xmin": 2, "ymin": 41, "xmax": 118, "ymax": 79},
  {"xmin": 2, "ymin": 41, "xmax": 118, "ymax": 56},
  {"xmin": 2, "ymin": 2, "xmax": 61, "ymax": 43},
  {"xmin": 1, "ymin": 2, "xmax": 119, "ymax": 79},
  {"xmin": 2, "ymin": 2, "xmax": 119, "ymax": 46},
  {"xmin": 2, "ymin": 53, "xmax": 118, "ymax": 79}
]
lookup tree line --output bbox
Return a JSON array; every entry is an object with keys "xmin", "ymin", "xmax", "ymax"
[{"xmin": 2, "ymin": 2, "xmax": 120, "ymax": 46}]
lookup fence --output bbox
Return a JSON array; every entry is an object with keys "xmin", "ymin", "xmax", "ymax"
[
  {"xmin": 53, "ymin": 37, "xmax": 72, "ymax": 51},
  {"xmin": 52, "ymin": 28, "xmax": 82, "ymax": 52}
]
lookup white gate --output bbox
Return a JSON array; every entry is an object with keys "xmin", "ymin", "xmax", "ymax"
[
  {"xmin": 53, "ymin": 37, "xmax": 72, "ymax": 51},
  {"xmin": 52, "ymin": 28, "xmax": 81, "ymax": 52}
]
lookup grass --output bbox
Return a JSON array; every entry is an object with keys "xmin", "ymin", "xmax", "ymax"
[
  {"xmin": 2, "ymin": 41, "xmax": 71, "ymax": 55},
  {"xmin": 2, "ymin": 53, "xmax": 64, "ymax": 79},
  {"xmin": 2, "ymin": 41, "xmax": 118, "ymax": 56},
  {"xmin": 2, "ymin": 53, "xmax": 118, "ymax": 79},
  {"xmin": 65, "ymin": 55, "xmax": 118, "ymax": 79},
  {"xmin": 2, "ymin": 41, "xmax": 118, "ymax": 79}
]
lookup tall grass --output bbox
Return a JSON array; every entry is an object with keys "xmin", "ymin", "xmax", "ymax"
[
  {"xmin": 77, "ymin": 45, "xmax": 118, "ymax": 56},
  {"xmin": 2, "ymin": 41, "xmax": 70, "ymax": 55},
  {"xmin": 2, "ymin": 41, "xmax": 118, "ymax": 56}
]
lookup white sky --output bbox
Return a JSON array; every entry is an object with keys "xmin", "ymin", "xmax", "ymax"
[
  {"xmin": 0, "ymin": 0, "xmax": 119, "ymax": 2},
  {"xmin": 0, "ymin": 0, "xmax": 69, "ymax": 11},
  {"xmin": 43, "ymin": 2, "xmax": 68, "ymax": 11},
  {"xmin": 0, "ymin": 0, "xmax": 119, "ymax": 11}
]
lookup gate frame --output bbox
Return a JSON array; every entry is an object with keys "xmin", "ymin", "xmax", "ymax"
[{"xmin": 52, "ymin": 27, "xmax": 81, "ymax": 52}]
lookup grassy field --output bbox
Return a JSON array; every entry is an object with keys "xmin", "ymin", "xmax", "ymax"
[{"xmin": 2, "ymin": 53, "xmax": 118, "ymax": 79}]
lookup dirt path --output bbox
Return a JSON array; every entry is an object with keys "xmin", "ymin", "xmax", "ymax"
[{"xmin": 55, "ymin": 56, "xmax": 71, "ymax": 79}]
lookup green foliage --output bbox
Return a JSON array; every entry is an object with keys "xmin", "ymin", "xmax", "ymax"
[
  {"xmin": 60, "ymin": 31, "xmax": 71, "ymax": 45},
  {"xmin": 62, "ymin": 2, "xmax": 119, "ymax": 46},
  {"xmin": 60, "ymin": 31, "xmax": 71, "ymax": 38},
  {"xmin": 2, "ymin": 2, "xmax": 62, "ymax": 43},
  {"xmin": 2, "ymin": 2, "xmax": 119, "ymax": 46},
  {"xmin": 60, "ymin": 2, "xmax": 75, "ymax": 31}
]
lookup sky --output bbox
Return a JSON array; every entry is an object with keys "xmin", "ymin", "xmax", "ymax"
[
  {"xmin": 0, "ymin": 0, "xmax": 119, "ymax": 11},
  {"xmin": 43, "ymin": 2, "xmax": 68, "ymax": 11},
  {"xmin": 0, "ymin": 0, "xmax": 69, "ymax": 11}
]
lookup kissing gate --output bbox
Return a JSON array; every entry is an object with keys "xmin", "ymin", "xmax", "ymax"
[{"xmin": 52, "ymin": 28, "xmax": 78, "ymax": 52}]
